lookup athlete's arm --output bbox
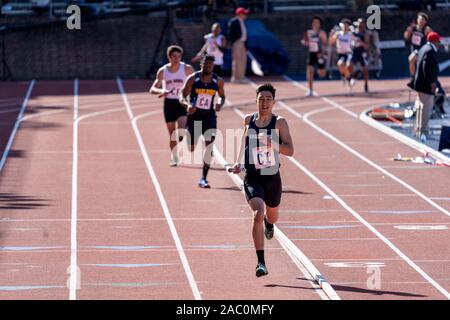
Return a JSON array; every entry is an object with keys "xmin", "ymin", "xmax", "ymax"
[
  {"xmin": 273, "ymin": 117, "xmax": 294, "ymax": 157},
  {"xmin": 424, "ymin": 25, "xmax": 433, "ymax": 35},
  {"xmin": 229, "ymin": 114, "xmax": 252, "ymax": 174},
  {"xmin": 300, "ymin": 31, "xmax": 308, "ymax": 46},
  {"xmin": 329, "ymin": 31, "xmax": 338, "ymax": 45},
  {"xmin": 363, "ymin": 32, "xmax": 370, "ymax": 50},
  {"xmin": 185, "ymin": 64, "xmax": 195, "ymax": 77},
  {"xmin": 219, "ymin": 35, "xmax": 226, "ymax": 48},
  {"xmin": 149, "ymin": 68, "xmax": 169, "ymax": 97},
  {"xmin": 320, "ymin": 30, "xmax": 328, "ymax": 47},
  {"xmin": 214, "ymin": 78, "xmax": 226, "ymax": 112},
  {"xmin": 191, "ymin": 44, "xmax": 208, "ymax": 63},
  {"xmin": 404, "ymin": 23, "xmax": 415, "ymax": 40},
  {"xmin": 179, "ymin": 74, "xmax": 196, "ymax": 114}
]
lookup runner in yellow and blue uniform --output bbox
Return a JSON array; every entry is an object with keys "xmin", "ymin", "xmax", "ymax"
[{"xmin": 180, "ymin": 55, "xmax": 225, "ymax": 188}]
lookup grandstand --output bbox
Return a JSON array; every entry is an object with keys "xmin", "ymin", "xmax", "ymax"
[{"xmin": 1, "ymin": 1, "xmax": 449, "ymax": 18}]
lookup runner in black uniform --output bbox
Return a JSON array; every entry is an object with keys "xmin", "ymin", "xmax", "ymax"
[
  {"xmin": 404, "ymin": 12, "xmax": 433, "ymax": 79},
  {"xmin": 229, "ymin": 83, "xmax": 294, "ymax": 277},
  {"xmin": 180, "ymin": 54, "xmax": 225, "ymax": 188},
  {"xmin": 301, "ymin": 16, "xmax": 328, "ymax": 96},
  {"xmin": 348, "ymin": 18, "xmax": 370, "ymax": 93}
]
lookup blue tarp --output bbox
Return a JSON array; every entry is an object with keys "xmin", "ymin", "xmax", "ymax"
[{"xmin": 220, "ymin": 19, "xmax": 290, "ymax": 75}]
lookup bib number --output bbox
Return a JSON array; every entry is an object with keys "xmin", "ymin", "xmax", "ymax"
[
  {"xmin": 412, "ymin": 34, "xmax": 422, "ymax": 46},
  {"xmin": 195, "ymin": 93, "xmax": 212, "ymax": 110},
  {"xmin": 252, "ymin": 146, "xmax": 275, "ymax": 170},
  {"xmin": 309, "ymin": 41, "xmax": 319, "ymax": 53}
]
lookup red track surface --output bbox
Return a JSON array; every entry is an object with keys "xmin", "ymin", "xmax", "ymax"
[{"xmin": 0, "ymin": 76, "xmax": 449, "ymax": 300}]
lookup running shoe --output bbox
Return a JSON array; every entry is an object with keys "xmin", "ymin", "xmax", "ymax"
[
  {"xmin": 420, "ymin": 133, "xmax": 427, "ymax": 143},
  {"xmin": 255, "ymin": 262, "xmax": 268, "ymax": 277},
  {"xmin": 305, "ymin": 90, "xmax": 313, "ymax": 97},
  {"xmin": 198, "ymin": 178, "xmax": 210, "ymax": 189},
  {"xmin": 349, "ymin": 78, "xmax": 356, "ymax": 87},
  {"xmin": 364, "ymin": 83, "xmax": 369, "ymax": 93},
  {"xmin": 169, "ymin": 157, "xmax": 178, "ymax": 167},
  {"xmin": 264, "ymin": 217, "xmax": 274, "ymax": 240}
]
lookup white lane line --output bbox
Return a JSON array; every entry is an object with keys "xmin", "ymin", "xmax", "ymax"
[
  {"xmin": 116, "ymin": 77, "xmax": 201, "ymax": 300},
  {"xmin": 224, "ymin": 100, "xmax": 339, "ymax": 301},
  {"xmin": 68, "ymin": 82, "xmax": 162, "ymax": 300},
  {"xmin": 70, "ymin": 79, "xmax": 79, "ymax": 300},
  {"xmin": 245, "ymin": 78, "xmax": 450, "ymax": 299},
  {"xmin": 303, "ymin": 106, "xmax": 450, "ymax": 218},
  {"xmin": 282, "ymin": 75, "xmax": 450, "ymax": 165},
  {"xmin": 360, "ymin": 106, "xmax": 450, "ymax": 163},
  {"xmin": 0, "ymin": 80, "xmax": 35, "ymax": 173}
]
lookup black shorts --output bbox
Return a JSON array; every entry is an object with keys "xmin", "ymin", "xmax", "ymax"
[
  {"xmin": 186, "ymin": 114, "xmax": 217, "ymax": 146},
  {"xmin": 164, "ymin": 98, "xmax": 187, "ymax": 123},
  {"xmin": 244, "ymin": 171, "xmax": 282, "ymax": 208},
  {"xmin": 350, "ymin": 49, "xmax": 367, "ymax": 67},
  {"xmin": 337, "ymin": 53, "xmax": 351, "ymax": 64},
  {"xmin": 307, "ymin": 52, "xmax": 325, "ymax": 69}
]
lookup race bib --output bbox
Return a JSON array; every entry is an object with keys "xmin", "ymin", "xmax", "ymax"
[
  {"xmin": 252, "ymin": 146, "xmax": 275, "ymax": 169},
  {"xmin": 167, "ymin": 87, "xmax": 181, "ymax": 99},
  {"xmin": 412, "ymin": 34, "xmax": 422, "ymax": 46},
  {"xmin": 195, "ymin": 93, "xmax": 212, "ymax": 110},
  {"xmin": 309, "ymin": 41, "xmax": 319, "ymax": 53}
]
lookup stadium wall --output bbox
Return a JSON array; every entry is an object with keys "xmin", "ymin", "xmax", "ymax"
[{"xmin": 1, "ymin": 10, "xmax": 449, "ymax": 80}]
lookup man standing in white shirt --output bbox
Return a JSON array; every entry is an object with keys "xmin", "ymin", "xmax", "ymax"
[{"xmin": 227, "ymin": 7, "xmax": 249, "ymax": 83}]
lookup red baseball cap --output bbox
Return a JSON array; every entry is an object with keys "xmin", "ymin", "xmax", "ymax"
[
  {"xmin": 427, "ymin": 31, "xmax": 441, "ymax": 43},
  {"xmin": 235, "ymin": 7, "xmax": 249, "ymax": 15}
]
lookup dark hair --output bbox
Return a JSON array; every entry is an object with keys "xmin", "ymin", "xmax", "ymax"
[
  {"xmin": 167, "ymin": 45, "xmax": 183, "ymax": 58},
  {"xmin": 256, "ymin": 83, "xmax": 276, "ymax": 99},
  {"xmin": 312, "ymin": 16, "xmax": 323, "ymax": 25},
  {"xmin": 201, "ymin": 54, "xmax": 215, "ymax": 64},
  {"xmin": 417, "ymin": 12, "xmax": 429, "ymax": 21}
]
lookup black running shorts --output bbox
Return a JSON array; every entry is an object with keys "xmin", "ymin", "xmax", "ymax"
[
  {"xmin": 244, "ymin": 171, "xmax": 282, "ymax": 208},
  {"xmin": 307, "ymin": 52, "xmax": 326, "ymax": 69},
  {"xmin": 164, "ymin": 98, "xmax": 187, "ymax": 123},
  {"xmin": 186, "ymin": 114, "xmax": 217, "ymax": 146}
]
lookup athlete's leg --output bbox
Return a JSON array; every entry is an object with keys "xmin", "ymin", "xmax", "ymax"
[
  {"xmin": 265, "ymin": 205, "xmax": 279, "ymax": 225},
  {"xmin": 408, "ymin": 51, "xmax": 417, "ymax": 77},
  {"xmin": 248, "ymin": 197, "xmax": 266, "ymax": 251},
  {"xmin": 363, "ymin": 66, "xmax": 369, "ymax": 92},
  {"xmin": 166, "ymin": 121, "xmax": 177, "ymax": 152},
  {"xmin": 307, "ymin": 65, "xmax": 314, "ymax": 92},
  {"xmin": 202, "ymin": 135, "xmax": 215, "ymax": 180}
]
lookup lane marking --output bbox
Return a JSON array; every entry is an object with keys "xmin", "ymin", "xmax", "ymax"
[
  {"xmin": 393, "ymin": 225, "xmax": 449, "ymax": 231},
  {"xmin": 68, "ymin": 82, "xmax": 162, "ymax": 300},
  {"xmin": 70, "ymin": 79, "xmax": 79, "ymax": 300},
  {"xmin": 220, "ymin": 100, "xmax": 339, "ymax": 301},
  {"xmin": 117, "ymin": 77, "xmax": 202, "ymax": 300},
  {"xmin": 0, "ymin": 285, "xmax": 63, "ymax": 291},
  {"xmin": 0, "ymin": 80, "xmax": 35, "ymax": 173},
  {"xmin": 82, "ymin": 263, "xmax": 177, "ymax": 268},
  {"xmin": 324, "ymin": 262, "xmax": 385, "ymax": 268}
]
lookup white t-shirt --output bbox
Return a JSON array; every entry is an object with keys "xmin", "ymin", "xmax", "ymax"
[{"xmin": 204, "ymin": 33, "xmax": 225, "ymax": 66}]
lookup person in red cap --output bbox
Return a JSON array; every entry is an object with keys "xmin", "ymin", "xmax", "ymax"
[
  {"xmin": 227, "ymin": 7, "xmax": 250, "ymax": 83},
  {"xmin": 407, "ymin": 31, "xmax": 441, "ymax": 143},
  {"xmin": 404, "ymin": 12, "xmax": 433, "ymax": 78}
]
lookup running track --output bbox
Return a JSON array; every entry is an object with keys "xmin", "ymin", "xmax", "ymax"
[{"xmin": 0, "ymin": 77, "xmax": 449, "ymax": 300}]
